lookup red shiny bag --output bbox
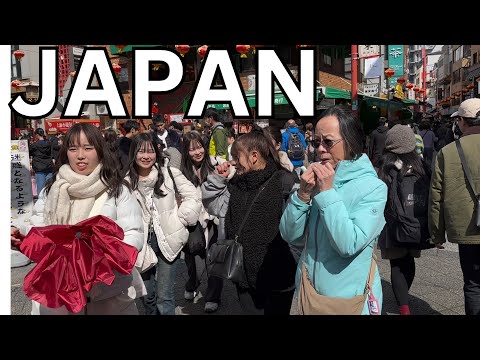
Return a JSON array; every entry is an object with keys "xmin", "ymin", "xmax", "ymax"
[{"xmin": 19, "ymin": 215, "xmax": 139, "ymax": 313}]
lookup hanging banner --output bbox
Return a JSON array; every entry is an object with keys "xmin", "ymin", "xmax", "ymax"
[
  {"xmin": 11, "ymin": 140, "xmax": 34, "ymax": 228},
  {"xmin": 359, "ymin": 45, "xmax": 381, "ymax": 58},
  {"xmin": 388, "ymin": 45, "xmax": 404, "ymax": 88}
]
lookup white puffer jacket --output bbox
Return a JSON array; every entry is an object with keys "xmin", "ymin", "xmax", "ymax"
[{"xmin": 134, "ymin": 166, "xmax": 202, "ymax": 262}]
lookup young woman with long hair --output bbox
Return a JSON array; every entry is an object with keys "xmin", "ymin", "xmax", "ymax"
[
  {"xmin": 125, "ymin": 133, "xmax": 201, "ymax": 315},
  {"xmin": 202, "ymin": 125, "xmax": 298, "ymax": 315},
  {"xmin": 180, "ymin": 131, "xmax": 234, "ymax": 313},
  {"xmin": 13, "ymin": 123, "xmax": 145, "ymax": 315}
]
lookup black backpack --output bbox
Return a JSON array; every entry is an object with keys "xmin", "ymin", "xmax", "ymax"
[
  {"xmin": 287, "ymin": 132, "xmax": 305, "ymax": 160},
  {"xmin": 384, "ymin": 167, "xmax": 434, "ymax": 250}
]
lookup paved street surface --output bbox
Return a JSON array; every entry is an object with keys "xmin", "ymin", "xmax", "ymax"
[{"xmin": 11, "ymin": 242, "xmax": 465, "ymax": 315}]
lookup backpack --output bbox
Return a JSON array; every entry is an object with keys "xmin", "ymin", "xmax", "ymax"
[
  {"xmin": 384, "ymin": 167, "xmax": 434, "ymax": 250},
  {"xmin": 287, "ymin": 132, "xmax": 305, "ymax": 161}
]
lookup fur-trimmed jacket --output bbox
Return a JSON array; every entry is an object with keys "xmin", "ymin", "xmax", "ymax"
[{"xmin": 202, "ymin": 160, "xmax": 298, "ymax": 296}]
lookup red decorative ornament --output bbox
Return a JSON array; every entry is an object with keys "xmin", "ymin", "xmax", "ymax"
[
  {"xmin": 385, "ymin": 68, "xmax": 395, "ymax": 78},
  {"xmin": 406, "ymin": 83, "xmax": 414, "ymax": 89},
  {"xmin": 11, "ymin": 80, "xmax": 21, "ymax": 88},
  {"xmin": 175, "ymin": 45, "xmax": 190, "ymax": 57},
  {"xmin": 467, "ymin": 84, "xmax": 475, "ymax": 90},
  {"xmin": 197, "ymin": 45, "xmax": 208, "ymax": 62},
  {"xmin": 413, "ymin": 86, "xmax": 420, "ymax": 92},
  {"xmin": 396, "ymin": 77, "xmax": 406, "ymax": 83},
  {"xmin": 13, "ymin": 50, "xmax": 25, "ymax": 61},
  {"xmin": 115, "ymin": 45, "xmax": 128, "ymax": 54},
  {"xmin": 236, "ymin": 45, "xmax": 251, "ymax": 58}
]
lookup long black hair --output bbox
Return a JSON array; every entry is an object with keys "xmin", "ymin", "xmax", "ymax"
[
  {"xmin": 45, "ymin": 123, "xmax": 128, "ymax": 198},
  {"xmin": 126, "ymin": 132, "xmax": 166, "ymax": 197},
  {"xmin": 377, "ymin": 151, "xmax": 427, "ymax": 187},
  {"xmin": 231, "ymin": 125, "xmax": 281, "ymax": 169},
  {"xmin": 180, "ymin": 131, "xmax": 215, "ymax": 187},
  {"xmin": 320, "ymin": 105, "xmax": 365, "ymax": 160}
]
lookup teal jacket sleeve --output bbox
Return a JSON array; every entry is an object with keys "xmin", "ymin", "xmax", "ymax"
[
  {"xmin": 314, "ymin": 183, "xmax": 387, "ymax": 257},
  {"xmin": 279, "ymin": 191, "xmax": 311, "ymax": 246}
]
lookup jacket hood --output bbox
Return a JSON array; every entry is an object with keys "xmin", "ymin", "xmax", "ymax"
[
  {"xmin": 376, "ymin": 126, "xmax": 388, "ymax": 134},
  {"xmin": 334, "ymin": 154, "xmax": 378, "ymax": 184},
  {"xmin": 286, "ymin": 127, "xmax": 300, "ymax": 134}
]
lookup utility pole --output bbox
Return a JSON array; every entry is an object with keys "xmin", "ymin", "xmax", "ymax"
[
  {"xmin": 351, "ymin": 45, "xmax": 359, "ymax": 119},
  {"xmin": 422, "ymin": 46, "xmax": 427, "ymax": 113}
]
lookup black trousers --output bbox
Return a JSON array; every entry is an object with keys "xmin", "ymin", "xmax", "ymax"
[
  {"xmin": 459, "ymin": 244, "xmax": 480, "ymax": 315},
  {"xmin": 390, "ymin": 255, "xmax": 416, "ymax": 307},
  {"xmin": 236, "ymin": 285, "xmax": 295, "ymax": 315}
]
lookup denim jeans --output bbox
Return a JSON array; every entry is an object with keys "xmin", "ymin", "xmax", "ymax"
[
  {"xmin": 35, "ymin": 172, "xmax": 52, "ymax": 196},
  {"xmin": 140, "ymin": 266, "xmax": 159, "ymax": 315},
  {"xmin": 459, "ymin": 244, "xmax": 480, "ymax": 315},
  {"xmin": 156, "ymin": 251, "xmax": 179, "ymax": 315}
]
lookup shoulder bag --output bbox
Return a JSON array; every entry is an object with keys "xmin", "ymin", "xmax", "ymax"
[
  {"xmin": 206, "ymin": 171, "xmax": 278, "ymax": 283},
  {"xmin": 456, "ymin": 140, "xmax": 480, "ymax": 227},
  {"xmin": 297, "ymin": 219, "xmax": 378, "ymax": 315}
]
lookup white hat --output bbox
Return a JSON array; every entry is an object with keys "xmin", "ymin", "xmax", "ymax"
[
  {"xmin": 450, "ymin": 111, "xmax": 458, "ymax": 118},
  {"xmin": 457, "ymin": 98, "xmax": 480, "ymax": 118}
]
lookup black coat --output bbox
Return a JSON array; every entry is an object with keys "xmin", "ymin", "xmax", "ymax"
[
  {"xmin": 29, "ymin": 140, "xmax": 54, "ymax": 173},
  {"xmin": 369, "ymin": 126, "xmax": 389, "ymax": 167},
  {"xmin": 225, "ymin": 161, "xmax": 298, "ymax": 297}
]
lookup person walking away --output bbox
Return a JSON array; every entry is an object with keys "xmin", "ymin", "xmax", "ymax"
[
  {"xmin": 125, "ymin": 133, "xmax": 201, "ymax": 315},
  {"xmin": 377, "ymin": 125, "xmax": 433, "ymax": 315},
  {"xmin": 12, "ymin": 123, "xmax": 145, "ymax": 315},
  {"xmin": 280, "ymin": 106, "xmax": 387, "ymax": 315},
  {"xmin": 202, "ymin": 126, "xmax": 298, "ymax": 315},
  {"xmin": 29, "ymin": 128, "xmax": 54, "ymax": 195},
  {"xmin": 429, "ymin": 98, "xmax": 480, "ymax": 315},
  {"xmin": 204, "ymin": 108, "xmax": 228, "ymax": 159},
  {"xmin": 418, "ymin": 120, "xmax": 438, "ymax": 169},
  {"xmin": 368, "ymin": 117, "xmax": 388, "ymax": 169},
  {"xmin": 281, "ymin": 119, "xmax": 307, "ymax": 178},
  {"xmin": 180, "ymin": 131, "xmax": 235, "ymax": 313}
]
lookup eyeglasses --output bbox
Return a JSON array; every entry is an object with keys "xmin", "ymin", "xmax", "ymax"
[{"xmin": 313, "ymin": 138, "xmax": 343, "ymax": 150}]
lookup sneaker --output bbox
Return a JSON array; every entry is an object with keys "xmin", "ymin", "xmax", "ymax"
[
  {"xmin": 184, "ymin": 290, "xmax": 197, "ymax": 301},
  {"xmin": 204, "ymin": 302, "xmax": 219, "ymax": 313}
]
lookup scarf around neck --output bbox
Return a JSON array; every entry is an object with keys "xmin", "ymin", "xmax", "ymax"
[{"xmin": 45, "ymin": 163, "xmax": 107, "ymax": 225}]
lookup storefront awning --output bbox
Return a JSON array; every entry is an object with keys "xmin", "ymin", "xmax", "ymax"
[
  {"xmin": 110, "ymin": 45, "xmax": 162, "ymax": 55},
  {"xmin": 206, "ymin": 86, "xmax": 351, "ymax": 110}
]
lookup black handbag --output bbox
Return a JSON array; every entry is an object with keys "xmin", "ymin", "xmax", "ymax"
[
  {"xmin": 206, "ymin": 172, "xmax": 278, "ymax": 283},
  {"xmin": 185, "ymin": 221, "xmax": 207, "ymax": 257}
]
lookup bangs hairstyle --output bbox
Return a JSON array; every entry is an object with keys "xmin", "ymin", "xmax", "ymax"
[
  {"xmin": 181, "ymin": 131, "xmax": 214, "ymax": 186},
  {"xmin": 45, "ymin": 123, "xmax": 127, "ymax": 198},
  {"xmin": 231, "ymin": 125, "xmax": 280, "ymax": 168},
  {"xmin": 127, "ymin": 132, "xmax": 166, "ymax": 197},
  {"xmin": 320, "ymin": 105, "xmax": 364, "ymax": 160}
]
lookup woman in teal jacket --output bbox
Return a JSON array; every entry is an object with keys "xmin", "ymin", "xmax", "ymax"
[{"xmin": 280, "ymin": 106, "xmax": 387, "ymax": 315}]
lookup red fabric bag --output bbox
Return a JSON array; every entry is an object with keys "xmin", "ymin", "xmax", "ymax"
[{"xmin": 19, "ymin": 215, "xmax": 139, "ymax": 313}]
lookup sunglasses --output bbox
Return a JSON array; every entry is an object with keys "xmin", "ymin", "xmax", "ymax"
[{"xmin": 313, "ymin": 138, "xmax": 343, "ymax": 150}]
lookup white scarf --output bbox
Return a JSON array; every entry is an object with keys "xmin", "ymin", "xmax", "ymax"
[
  {"xmin": 45, "ymin": 164, "xmax": 107, "ymax": 225},
  {"xmin": 135, "ymin": 166, "xmax": 159, "ymax": 224}
]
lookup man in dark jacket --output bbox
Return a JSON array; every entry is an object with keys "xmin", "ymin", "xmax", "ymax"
[
  {"xmin": 117, "ymin": 120, "xmax": 139, "ymax": 171},
  {"xmin": 29, "ymin": 128, "xmax": 54, "ymax": 195},
  {"xmin": 368, "ymin": 117, "xmax": 389, "ymax": 168}
]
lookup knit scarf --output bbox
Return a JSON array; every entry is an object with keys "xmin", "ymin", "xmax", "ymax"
[
  {"xmin": 45, "ymin": 164, "xmax": 107, "ymax": 225},
  {"xmin": 135, "ymin": 166, "xmax": 159, "ymax": 223}
]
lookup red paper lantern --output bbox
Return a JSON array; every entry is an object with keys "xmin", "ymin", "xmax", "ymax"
[
  {"xmin": 236, "ymin": 45, "xmax": 251, "ymax": 58},
  {"xmin": 197, "ymin": 45, "xmax": 208, "ymax": 61},
  {"xmin": 397, "ymin": 77, "xmax": 406, "ymax": 83},
  {"xmin": 385, "ymin": 68, "xmax": 395, "ymax": 78},
  {"xmin": 115, "ymin": 45, "xmax": 127, "ymax": 54},
  {"xmin": 175, "ymin": 45, "xmax": 190, "ymax": 57},
  {"xmin": 11, "ymin": 80, "xmax": 21, "ymax": 88},
  {"xmin": 406, "ymin": 83, "xmax": 414, "ymax": 89},
  {"xmin": 467, "ymin": 84, "xmax": 475, "ymax": 89},
  {"xmin": 413, "ymin": 86, "xmax": 420, "ymax": 92},
  {"xmin": 13, "ymin": 50, "xmax": 25, "ymax": 61}
]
